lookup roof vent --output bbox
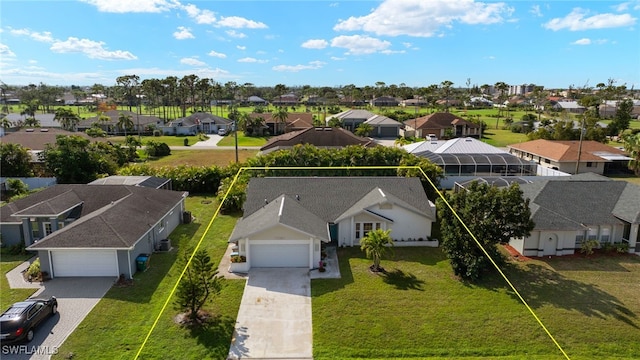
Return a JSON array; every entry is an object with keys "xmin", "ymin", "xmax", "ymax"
[
  {"xmin": 26, "ymin": 128, "xmax": 34, "ymax": 132},
  {"xmin": 295, "ymin": 194, "xmax": 300, "ymax": 201},
  {"xmin": 264, "ymin": 198, "xmax": 268, "ymax": 205},
  {"xmin": 40, "ymin": 128, "xmax": 49, "ymax": 132}
]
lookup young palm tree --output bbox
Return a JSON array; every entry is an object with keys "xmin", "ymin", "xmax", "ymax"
[
  {"xmin": 271, "ymin": 106, "xmax": 288, "ymax": 135},
  {"xmin": 360, "ymin": 228, "xmax": 393, "ymax": 272},
  {"xmin": 354, "ymin": 123, "xmax": 374, "ymax": 137},
  {"xmin": 117, "ymin": 113, "xmax": 134, "ymax": 136},
  {"xmin": 54, "ymin": 107, "xmax": 79, "ymax": 131}
]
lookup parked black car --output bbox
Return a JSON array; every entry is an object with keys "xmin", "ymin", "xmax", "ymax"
[{"xmin": 0, "ymin": 296, "xmax": 57, "ymax": 343}]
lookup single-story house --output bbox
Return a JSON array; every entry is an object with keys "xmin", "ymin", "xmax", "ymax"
[
  {"xmin": 551, "ymin": 100, "xmax": 586, "ymax": 114},
  {"xmin": 272, "ymin": 93, "xmax": 299, "ymax": 106},
  {"xmin": 327, "ymin": 110, "xmax": 402, "ymax": 137},
  {"xmin": 509, "ymin": 173, "xmax": 640, "ymax": 257},
  {"xmin": 403, "ymin": 112, "xmax": 482, "ymax": 139},
  {"xmin": 508, "ymin": 139, "xmax": 631, "ymax": 175},
  {"xmin": 228, "ymin": 177, "xmax": 436, "ymax": 270},
  {"xmin": 259, "ymin": 127, "xmax": 375, "ymax": 154},
  {"xmin": 1, "ymin": 184, "xmax": 188, "ymax": 278},
  {"xmin": 0, "ymin": 128, "xmax": 107, "ymax": 151},
  {"xmin": 159, "ymin": 112, "xmax": 233, "ymax": 135},
  {"xmin": 3, "ymin": 113, "xmax": 59, "ymax": 128},
  {"xmin": 251, "ymin": 112, "xmax": 314, "ymax": 135},
  {"xmin": 245, "ymin": 96, "xmax": 268, "ymax": 106},
  {"xmin": 370, "ymin": 96, "xmax": 399, "ymax": 107},
  {"xmin": 78, "ymin": 110, "xmax": 162, "ymax": 135}
]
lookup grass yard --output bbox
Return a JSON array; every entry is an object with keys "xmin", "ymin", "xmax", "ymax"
[
  {"xmin": 145, "ymin": 149, "xmax": 258, "ymax": 168},
  {"xmin": 0, "ymin": 251, "xmax": 38, "ymax": 310},
  {"xmin": 312, "ymin": 247, "xmax": 640, "ymax": 360},
  {"xmin": 481, "ymin": 129, "xmax": 529, "ymax": 148},
  {"xmin": 216, "ymin": 132, "xmax": 269, "ymax": 147},
  {"xmin": 52, "ymin": 195, "xmax": 245, "ymax": 360},
  {"xmin": 110, "ymin": 134, "xmax": 207, "ymax": 147}
]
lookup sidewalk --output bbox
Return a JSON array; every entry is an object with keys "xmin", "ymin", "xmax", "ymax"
[{"xmin": 5, "ymin": 256, "xmax": 44, "ymax": 291}]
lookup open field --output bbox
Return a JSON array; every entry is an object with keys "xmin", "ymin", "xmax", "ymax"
[
  {"xmin": 145, "ymin": 149, "xmax": 259, "ymax": 168},
  {"xmin": 216, "ymin": 132, "xmax": 269, "ymax": 147},
  {"xmin": 312, "ymin": 247, "xmax": 640, "ymax": 360},
  {"xmin": 109, "ymin": 134, "xmax": 207, "ymax": 146}
]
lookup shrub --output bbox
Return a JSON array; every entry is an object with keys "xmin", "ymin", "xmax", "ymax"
[
  {"xmin": 580, "ymin": 239, "xmax": 599, "ymax": 255},
  {"xmin": 153, "ymin": 129, "xmax": 162, "ymax": 137},
  {"xmin": 615, "ymin": 243, "xmax": 629, "ymax": 254},
  {"xmin": 230, "ymin": 255, "xmax": 246, "ymax": 263},
  {"xmin": 601, "ymin": 242, "xmax": 614, "ymax": 252},
  {"xmin": 183, "ymin": 138, "xmax": 189, "ymax": 146},
  {"xmin": 27, "ymin": 259, "xmax": 41, "ymax": 279}
]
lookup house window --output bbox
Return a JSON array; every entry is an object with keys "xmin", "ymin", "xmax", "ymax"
[
  {"xmin": 31, "ymin": 219, "xmax": 40, "ymax": 239},
  {"xmin": 588, "ymin": 228, "xmax": 597, "ymax": 241},
  {"xmin": 355, "ymin": 222, "xmax": 382, "ymax": 239},
  {"xmin": 44, "ymin": 223, "xmax": 53, "ymax": 237},
  {"xmin": 575, "ymin": 232, "xmax": 584, "ymax": 248},
  {"xmin": 586, "ymin": 162, "xmax": 594, "ymax": 168},
  {"xmin": 600, "ymin": 228, "xmax": 610, "ymax": 243},
  {"xmin": 159, "ymin": 219, "xmax": 166, "ymax": 233}
]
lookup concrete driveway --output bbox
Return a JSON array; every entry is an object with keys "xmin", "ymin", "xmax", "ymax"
[
  {"xmin": 2, "ymin": 277, "xmax": 114, "ymax": 360},
  {"xmin": 228, "ymin": 268, "xmax": 312, "ymax": 360}
]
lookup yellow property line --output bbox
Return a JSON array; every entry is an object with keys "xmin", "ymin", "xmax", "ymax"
[{"xmin": 135, "ymin": 165, "xmax": 570, "ymax": 360}]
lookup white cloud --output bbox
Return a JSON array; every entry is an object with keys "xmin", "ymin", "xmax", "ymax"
[
  {"xmin": 572, "ymin": 38, "xmax": 591, "ymax": 45},
  {"xmin": 380, "ymin": 49, "xmax": 406, "ymax": 55},
  {"xmin": 226, "ymin": 30, "xmax": 247, "ymax": 38},
  {"xmin": 334, "ymin": 0, "xmax": 514, "ymax": 37},
  {"xmin": 236, "ymin": 45, "xmax": 246, "ymax": 50},
  {"xmin": 330, "ymin": 56, "xmax": 346, "ymax": 61},
  {"xmin": 208, "ymin": 50, "xmax": 227, "ymax": 58},
  {"xmin": 9, "ymin": 28, "xmax": 54, "ymax": 43},
  {"xmin": 0, "ymin": 43, "xmax": 16, "ymax": 57},
  {"xmin": 272, "ymin": 61, "xmax": 326, "ymax": 72},
  {"xmin": 544, "ymin": 8, "xmax": 636, "ymax": 31},
  {"xmin": 238, "ymin": 57, "xmax": 268, "ymax": 63},
  {"xmin": 217, "ymin": 16, "xmax": 268, "ymax": 29},
  {"xmin": 173, "ymin": 26, "xmax": 194, "ymax": 40},
  {"xmin": 180, "ymin": 57, "xmax": 206, "ymax": 66},
  {"xmin": 330, "ymin": 35, "xmax": 391, "ymax": 55},
  {"xmin": 80, "ymin": 0, "xmax": 176, "ymax": 13},
  {"xmin": 50, "ymin": 37, "xmax": 137, "ymax": 60},
  {"xmin": 301, "ymin": 39, "xmax": 328, "ymax": 49},
  {"xmin": 530, "ymin": 5, "xmax": 543, "ymax": 17},
  {"xmin": 182, "ymin": 4, "xmax": 217, "ymax": 24}
]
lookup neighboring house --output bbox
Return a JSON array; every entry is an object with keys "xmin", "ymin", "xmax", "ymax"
[
  {"xmin": 159, "ymin": 112, "xmax": 233, "ymax": 135},
  {"xmin": 404, "ymin": 137, "xmax": 538, "ymax": 188},
  {"xmin": 327, "ymin": 110, "xmax": 402, "ymax": 137},
  {"xmin": 245, "ymin": 96, "xmax": 268, "ymax": 106},
  {"xmin": 78, "ymin": 110, "xmax": 162, "ymax": 135},
  {"xmin": 509, "ymin": 173, "xmax": 640, "ymax": 257},
  {"xmin": 250, "ymin": 112, "xmax": 314, "ymax": 135},
  {"xmin": 0, "ymin": 128, "xmax": 106, "ymax": 151},
  {"xmin": 228, "ymin": 177, "xmax": 436, "ymax": 270},
  {"xmin": 4, "ymin": 113, "xmax": 59, "ymax": 128},
  {"xmin": 259, "ymin": 127, "xmax": 375, "ymax": 154},
  {"xmin": 1, "ymin": 184, "xmax": 188, "ymax": 278},
  {"xmin": 551, "ymin": 100, "xmax": 586, "ymax": 114},
  {"xmin": 403, "ymin": 112, "xmax": 482, "ymax": 139},
  {"xmin": 370, "ymin": 96, "xmax": 399, "ymax": 107},
  {"xmin": 401, "ymin": 98, "xmax": 428, "ymax": 107},
  {"xmin": 272, "ymin": 93, "xmax": 299, "ymax": 106},
  {"xmin": 89, "ymin": 175, "xmax": 172, "ymax": 190},
  {"xmin": 508, "ymin": 139, "xmax": 631, "ymax": 175},
  {"xmin": 466, "ymin": 97, "xmax": 494, "ymax": 108}
]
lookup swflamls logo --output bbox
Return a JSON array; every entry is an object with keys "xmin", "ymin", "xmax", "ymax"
[{"xmin": 1, "ymin": 345, "xmax": 59, "ymax": 355}]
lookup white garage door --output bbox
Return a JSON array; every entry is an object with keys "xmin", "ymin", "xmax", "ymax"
[
  {"xmin": 250, "ymin": 244, "xmax": 310, "ymax": 268},
  {"xmin": 51, "ymin": 250, "xmax": 118, "ymax": 277}
]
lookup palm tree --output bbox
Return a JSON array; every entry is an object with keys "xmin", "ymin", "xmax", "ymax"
[
  {"xmin": 354, "ymin": 123, "xmax": 374, "ymax": 137},
  {"xmin": 117, "ymin": 112, "xmax": 134, "ymax": 136},
  {"xmin": 271, "ymin": 106, "xmax": 288, "ymax": 135},
  {"xmin": 623, "ymin": 133, "xmax": 640, "ymax": 175},
  {"xmin": 494, "ymin": 81, "xmax": 509, "ymax": 129},
  {"xmin": 54, "ymin": 107, "xmax": 79, "ymax": 131},
  {"xmin": 23, "ymin": 117, "xmax": 41, "ymax": 127},
  {"xmin": 440, "ymin": 80, "xmax": 454, "ymax": 112},
  {"xmin": 1, "ymin": 117, "xmax": 13, "ymax": 131},
  {"xmin": 360, "ymin": 228, "xmax": 393, "ymax": 272}
]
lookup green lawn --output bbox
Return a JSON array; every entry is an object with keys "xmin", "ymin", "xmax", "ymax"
[
  {"xmin": 52, "ymin": 195, "xmax": 245, "ymax": 360},
  {"xmin": 216, "ymin": 132, "xmax": 269, "ymax": 147},
  {"xmin": 312, "ymin": 247, "xmax": 640, "ymax": 360},
  {"xmin": 482, "ymin": 129, "xmax": 529, "ymax": 147},
  {"xmin": 0, "ymin": 251, "xmax": 38, "ymax": 310},
  {"xmin": 110, "ymin": 134, "xmax": 207, "ymax": 147},
  {"xmin": 145, "ymin": 149, "xmax": 258, "ymax": 168}
]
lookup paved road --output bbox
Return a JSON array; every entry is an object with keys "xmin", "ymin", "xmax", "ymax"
[
  {"xmin": 2, "ymin": 277, "xmax": 114, "ymax": 360},
  {"xmin": 228, "ymin": 268, "xmax": 312, "ymax": 360}
]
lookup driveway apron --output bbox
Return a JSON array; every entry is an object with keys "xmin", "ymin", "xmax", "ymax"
[
  {"xmin": 228, "ymin": 268, "xmax": 312, "ymax": 360},
  {"xmin": 2, "ymin": 277, "xmax": 114, "ymax": 360}
]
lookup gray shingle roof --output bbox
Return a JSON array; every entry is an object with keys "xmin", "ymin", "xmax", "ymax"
[
  {"xmin": 9, "ymin": 185, "xmax": 187, "ymax": 249},
  {"xmin": 242, "ymin": 177, "xmax": 433, "ymax": 221},
  {"xmin": 520, "ymin": 177, "xmax": 638, "ymax": 230}
]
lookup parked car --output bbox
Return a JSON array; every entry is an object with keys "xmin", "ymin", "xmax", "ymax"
[
  {"xmin": 218, "ymin": 128, "xmax": 227, "ymax": 136},
  {"xmin": 0, "ymin": 296, "xmax": 57, "ymax": 343}
]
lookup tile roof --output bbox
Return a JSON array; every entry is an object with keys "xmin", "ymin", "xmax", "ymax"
[
  {"xmin": 3, "ymin": 185, "xmax": 187, "ymax": 249},
  {"xmin": 0, "ymin": 128, "xmax": 107, "ymax": 150},
  {"xmin": 408, "ymin": 112, "xmax": 481, "ymax": 130},
  {"xmin": 79, "ymin": 110, "xmax": 162, "ymax": 127},
  {"xmin": 169, "ymin": 112, "xmax": 233, "ymax": 127},
  {"xmin": 260, "ymin": 127, "xmax": 374, "ymax": 153},
  {"xmin": 508, "ymin": 139, "xmax": 628, "ymax": 162},
  {"xmin": 250, "ymin": 112, "xmax": 314, "ymax": 128}
]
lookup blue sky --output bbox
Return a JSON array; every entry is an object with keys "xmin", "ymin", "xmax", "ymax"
[{"xmin": 1, "ymin": 0, "xmax": 639, "ymax": 90}]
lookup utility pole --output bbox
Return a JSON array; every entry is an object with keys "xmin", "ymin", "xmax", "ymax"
[{"xmin": 575, "ymin": 114, "xmax": 585, "ymax": 174}]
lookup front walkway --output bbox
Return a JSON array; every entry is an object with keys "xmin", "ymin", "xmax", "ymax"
[{"xmin": 227, "ymin": 268, "xmax": 313, "ymax": 360}]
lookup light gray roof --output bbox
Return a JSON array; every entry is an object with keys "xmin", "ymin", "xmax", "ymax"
[
  {"xmin": 241, "ymin": 176, "xmax": 433, "ymax": 224},
  {"xmin": 519, "ymin": 177, "xmax": 639, "ymax": 230},
  {"xmin": 4, "ymin": 113, "xmax": 59, "ymax": 128},
  {"xmin": 230, "ymin": 194, "xmax": 329, "ymax": 242},
  {"xmin": 405, "ymin": 137, "xmax": 507, "ymax": 155},
  {"xmin": 330, "ymin": 109, "xmax": 376, "ymax": 121},
  {"xmin": 364, "ymin": 115, "xmax": 402, "ymax": 126}
]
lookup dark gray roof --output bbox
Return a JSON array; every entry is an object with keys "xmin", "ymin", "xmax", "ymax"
[
  {"xmin": 520, "ymin": 177, "xmax": 639, "ymax": 230},
  {"xmin": 89, "ymin": 175, "xmax": 170, "ymax": 189},
  {"xmin": 6, "ymin": 185, "xmax": 187, "ymax": 249},
  {"xmin": 243, "ymin": 177, "xmax": 432, "ymax": 221},
  {"xmin": 230, "ymin": 194, "xmax": 329, "ymax": 241}
]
